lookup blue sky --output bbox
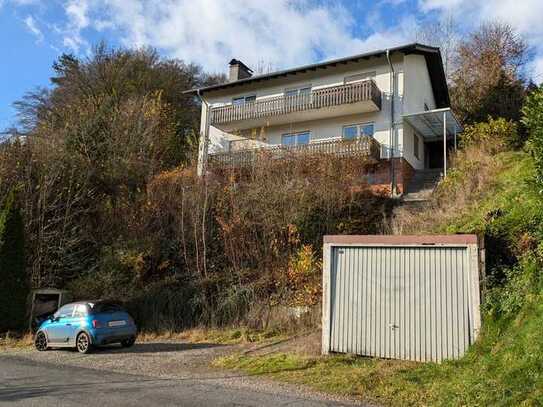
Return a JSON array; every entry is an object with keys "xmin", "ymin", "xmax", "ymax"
[{"xmin": 1, "ymin": 0, "xmax": 543, "ymax": 131}]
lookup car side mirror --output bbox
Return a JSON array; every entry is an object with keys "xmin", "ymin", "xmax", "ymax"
[{"xmin": 50, "ymin": 315, "xmax": 58, "ymax": 322}]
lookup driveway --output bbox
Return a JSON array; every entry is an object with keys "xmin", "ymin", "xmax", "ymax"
[{"xmin": 0, "ymin": 341, "xmax": 365, "ymax": 406}]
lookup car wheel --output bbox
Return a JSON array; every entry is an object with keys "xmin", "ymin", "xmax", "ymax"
[
  {"xmin": 76, "ymin": 332, "xmax": 92, "ymax": 354},
  {"xmin": 121, "ymin": 337, "xmax": 136, "ymax": 348},
  {"xmin": 34, "ymin": 331, "xmax": 48, "ymax": 351}
]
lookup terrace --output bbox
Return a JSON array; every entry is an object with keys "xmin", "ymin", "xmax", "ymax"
[{"xmin": 209, "ymin": 136, "xmax": 381, "ymax": 168}]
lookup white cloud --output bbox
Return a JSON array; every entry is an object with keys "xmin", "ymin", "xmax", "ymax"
[
  {"xmin": 12, "ymin": 0, "xmax": 542, "ymax": 82},
  {"xmin": 23, "ymin": 15, "xmax": 43, "ymax": 43},
  {"xmin": 65, "ymin": 0, "xmax": 89, "ymax": 30},
  {"xmin": 46, "ymin": 0, "xmax": 413, "ymax": 73},
  {"xmin": 60, "ymin": 0, "xmax": 91, "ymax": 52}
]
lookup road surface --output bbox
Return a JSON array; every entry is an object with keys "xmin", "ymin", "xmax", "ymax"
[{"xmin": 0, "ymin": 355, "xmax": 359, "ymax": 406}]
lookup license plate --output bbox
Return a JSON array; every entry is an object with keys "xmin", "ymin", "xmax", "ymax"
[{"xmin": 108, "ymin": 320, "xmax": 126, "ymax": 327}]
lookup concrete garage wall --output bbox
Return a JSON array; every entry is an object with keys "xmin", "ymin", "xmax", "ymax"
[{"xmin": 322, "ymin": 235, "xmax": 483, "ymax": 363}]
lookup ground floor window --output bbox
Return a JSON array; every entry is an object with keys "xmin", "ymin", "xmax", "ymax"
[
  {"xmin": 281, "ymin": 131, "xmax": 310, "ymax": 146},
  {"xmin": 342, "ymin": 122, "xmax": 374, "ymax": 140}
]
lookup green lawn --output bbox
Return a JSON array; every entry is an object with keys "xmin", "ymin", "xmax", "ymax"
[{"xmin": 215, "ymin": 298, "xmax": 543, "ymax": 406}]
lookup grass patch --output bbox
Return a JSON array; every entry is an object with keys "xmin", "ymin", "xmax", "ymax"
[
  {"xmin": 214, "ymin": 352, "xmax": 429, "ymax": 406},
  {"xmin": 0, "ymin": 332, "xmax": 33, "ymax": 352},
  {"xmin": 138, "ymin": 327, "xmax": 286, "ymax": 345},
  {"xmin": 214, "ymin": 303, "xmax": 543, "ymax": 407}
]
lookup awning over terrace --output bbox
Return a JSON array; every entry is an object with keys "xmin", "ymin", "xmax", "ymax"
[{"xmin": 403, "ymin": 108, "xmax": 463, "ymax": 176}]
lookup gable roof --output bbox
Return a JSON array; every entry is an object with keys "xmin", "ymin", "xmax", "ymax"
[{"xmin": 184, "ymin": 43, "xmax": 450, "ymax": 108}]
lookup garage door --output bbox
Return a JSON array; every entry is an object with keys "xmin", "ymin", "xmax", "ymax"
[{"xmin": 322, "ymin": 235, "xmax": 482, "ymax": 362}]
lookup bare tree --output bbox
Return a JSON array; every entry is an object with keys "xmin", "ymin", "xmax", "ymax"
[
  {"xmin": 415, "ymin": 13, "xmax": 459, "ymax": 81},
  {"xmin": 450, "ymin": 21, "xmax": 530, "ymax": 123},
  {"xmin": 254, "ymin": 59, "xmax": 275, "ymax": 75}
]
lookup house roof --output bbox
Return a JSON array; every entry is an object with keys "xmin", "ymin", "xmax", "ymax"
[{"xmin": 184, "ymin": 43, "xmax": 450, "ymax": 108}]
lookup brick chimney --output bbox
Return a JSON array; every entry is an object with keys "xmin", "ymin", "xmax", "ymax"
[{"xmin": 228, "ymin": 59, "xmax": 253, "ymax": 82}]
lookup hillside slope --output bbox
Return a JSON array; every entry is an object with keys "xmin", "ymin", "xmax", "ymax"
[{"xmin": 217, "ymin": 149, "xmax": 543, "ymax": 406}]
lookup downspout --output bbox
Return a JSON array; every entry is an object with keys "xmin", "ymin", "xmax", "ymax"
[
  {"xmin": 386, "ymin": 49, "xmax": 396, "ymax": 196},
  {"xmin": 196, "ymin": 89, "xmax": 211, "ymax": 178}
]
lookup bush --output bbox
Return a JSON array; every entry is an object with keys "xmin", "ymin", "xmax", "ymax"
[
  {"xmin": 0, "ymin": 189, "xmax": 29, "ymax": 332},
  {"xmin": 66, "ymin": 151, "xmax": 392, "ymax": 330},
  {"xmin": 522, "ymin": 83, "xmax": 543, "ymax": 190},
  {"xmin": 460, "ymin": 117, "xmax": 520, "ymax": 153}
]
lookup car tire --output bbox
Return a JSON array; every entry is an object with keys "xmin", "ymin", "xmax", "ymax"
[
  {"xmin": 121, "ymin": 337, "xmax": 136, "ymax": 348},
  {"xmin": 34, "ymin": 331, "xmax": 48, "ymax": 351},
  {"xmin": 76, "ymin": 332, "xmax": 93, "ymax": 354}
]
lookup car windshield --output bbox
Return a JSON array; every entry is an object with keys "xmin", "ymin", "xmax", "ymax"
[{"xmin": 89, "ymin": 302, "xmax": 125, "ymax": 314}]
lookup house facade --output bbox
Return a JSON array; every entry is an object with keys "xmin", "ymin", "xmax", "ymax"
[{"xmin": 186, "ymin": 43, "xmax": 461, "ymax": 195}]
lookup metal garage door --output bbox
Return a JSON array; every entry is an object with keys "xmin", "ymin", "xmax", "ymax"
[{"xmin": 322, "ymin": 235, "xmax": 482, "ymax": 362}]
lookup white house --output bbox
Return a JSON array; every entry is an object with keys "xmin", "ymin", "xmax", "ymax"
[{"xmin": 185, "ymin": 43, "xmax": 461, "ymax": 195}]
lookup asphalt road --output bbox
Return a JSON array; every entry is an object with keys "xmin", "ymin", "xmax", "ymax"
[{"xmin": 0, "ymin": 355, "xmax": 358, "ymax": 407}]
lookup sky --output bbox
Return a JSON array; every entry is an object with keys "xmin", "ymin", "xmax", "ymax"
[{"xmin": 1, "ymin": 0, "xmax": 543, "ymax": 131}]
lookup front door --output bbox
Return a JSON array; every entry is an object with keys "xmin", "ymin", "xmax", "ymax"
[{"xmin": 425, "ymin": 141, "xmax": 444, "ymax": 169}]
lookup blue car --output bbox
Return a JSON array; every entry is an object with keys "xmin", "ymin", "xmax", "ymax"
[{"xmin": 34, "ymin": 300, "xmax": 137, "ymax": 354}]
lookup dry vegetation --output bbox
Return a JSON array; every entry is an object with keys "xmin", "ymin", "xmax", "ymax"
[
  {"xmin": 0, "ymin": 332, "xmax": 34, "ymax": 352},
  {"xmin": 393, "ymin": 118, "xmax": 519, "ymax": 234},
  {"xmin": 123, "ymin": 151, "xmax": 391, "ymax": 330}
]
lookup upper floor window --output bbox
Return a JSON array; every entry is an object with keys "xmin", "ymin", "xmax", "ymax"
[
  {"xmin": 342, "ymin": 122, "xmax": 374, "ymax": 140},
  {"xmin": 282, "ymin": 131, "xmax": 310, "ymax": 146},
  {"xmin": 344, "ymin": 72, "xmax": 376, "ymax": 84},
  {"xmin": 232, "ymin": 95, "xmax": 256, "ymax": 105},
  {"xmin": 284, "ymin": 85, "xmax": 311, "ymax": 97}
]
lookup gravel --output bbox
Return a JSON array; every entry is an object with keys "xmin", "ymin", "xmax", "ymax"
[{"xmin": 1, "ymin": 340, "xmax": 370, "ymax": 406}]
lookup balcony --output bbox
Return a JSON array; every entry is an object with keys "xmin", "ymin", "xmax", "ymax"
[
  {"xmin": 209, "ymin": 80, "xmax": 382, "ymax": 131},
  {"xmin": 209, "ymin": 136, "xmax": 381, "ymax": 168}
]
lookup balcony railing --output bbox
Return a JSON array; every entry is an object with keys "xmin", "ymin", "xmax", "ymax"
[
  {"xmin": 209, "ymin": 136, "xmax": 381, "ymax": 168},
  {"xmin": 210, "ymin": 80, "xmax": 382, "ymax": 126}
]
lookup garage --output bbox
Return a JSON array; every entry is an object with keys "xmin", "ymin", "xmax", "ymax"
[{"xmin": 321, "ymin": 235, "xmax": 483, "ymax": 362}]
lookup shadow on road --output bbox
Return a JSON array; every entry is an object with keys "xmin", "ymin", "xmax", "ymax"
[
  {"xmin": 94, "ymin": 341, "xmax": 225, "ymax": 354},
  {"xmin": 0, "ymin": 387, "xmax": 51, "ymax": 403}
]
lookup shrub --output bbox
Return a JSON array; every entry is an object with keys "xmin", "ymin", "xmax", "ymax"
[
  {"xmin": 0, "ymin": 189, "xmax": 29, "ymax": 332},
  {"xmin": 522, "ymin": 83, "xmax": 543, "ymax": 190},
  {"xmin": 460, "ymin": 117, "xmax": 520, "ymax": 153},
  {"xmin": 106, "ymin": 151, "xmax": 392, "ymax": 329}
]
